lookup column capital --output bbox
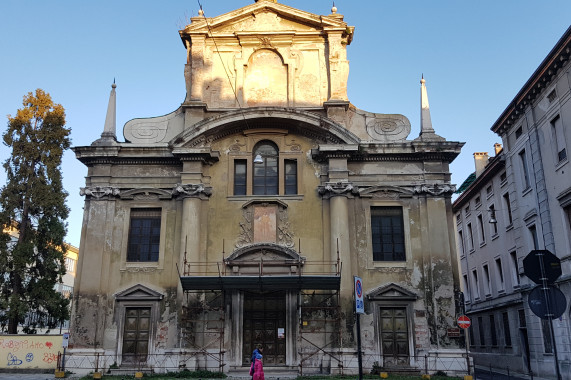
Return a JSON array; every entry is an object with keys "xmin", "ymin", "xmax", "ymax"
[
  {"xmin": 318, "ymin": 181, "xmax": 359, "ymax": 199},
  {"xmin": 80, "ymin": 186, "xmax": 120, "ymax": 199},
  {"xmin": 172, "ymin": 183, "xmax": 212, "ymax": 199}
]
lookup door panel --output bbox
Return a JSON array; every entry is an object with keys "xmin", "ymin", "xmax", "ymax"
[
  {"xmin": 122, "ymin": 307, "xmax": 151, "ymax": 362},
  {"xmin": 380, "ymin": 308, "xmax": 409, "ymax": 366},
  {"xmin": 243, "ymin": 291, "xmax": 286, "ymax": 366}
]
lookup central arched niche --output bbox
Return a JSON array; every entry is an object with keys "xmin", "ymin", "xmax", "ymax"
[{"xmin": 244, "ymin": 49, "xmax": 287, "ymax": 107}]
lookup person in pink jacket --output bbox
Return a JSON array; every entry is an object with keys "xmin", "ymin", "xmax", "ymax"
[{"xmin": 249, "ymin": 345, "xmax": 265, "ymax": 380}]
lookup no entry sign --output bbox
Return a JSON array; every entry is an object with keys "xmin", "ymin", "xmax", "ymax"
[{"xmin": 457, "ymin": 315, "xmax": 471, "ymax": 329}]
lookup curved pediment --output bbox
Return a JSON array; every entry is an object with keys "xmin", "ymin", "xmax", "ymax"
[
  {"xmin": 359, "ymin": 185, "xmax": 414, "ymax": 199},
  {"xmin": 171, "ymin": 108, "xmax": 360, "ymax": 149},
  {"xmin": 366, "ymin": 283, "xmax": 417, "ymax": 301},
  {"xmin": 120, "ymin": 187, "xmax": 174, "ymax": 200},
  {"xmin": 226, "ymin": 243, "xmax": 304, "ymax": 263}
]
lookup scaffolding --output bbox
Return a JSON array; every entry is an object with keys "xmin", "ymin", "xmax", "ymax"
[
  {"xmin": 178, "ymin": 245, "xmax": 342, "ymax": 375},
  {"xmin": 181, "ymin": 289, "xmax": 226, "ymax": 372}
]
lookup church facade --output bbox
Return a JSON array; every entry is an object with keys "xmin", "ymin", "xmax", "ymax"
[{"xmin": 70, "ymin": 1, "xmax": 465, "ymax": 375}]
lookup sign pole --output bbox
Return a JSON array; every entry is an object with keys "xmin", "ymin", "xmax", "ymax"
[
  {"xmin": 538, "ymin": 252, "xmax": 562, "ymax": 380},
  {"xmin": 354, "ymin": 276, "xmax": 364, "ymax": 380},
  {"xmin": 356, "ymin": 312, "xmax": 363, "ymax": 380}
]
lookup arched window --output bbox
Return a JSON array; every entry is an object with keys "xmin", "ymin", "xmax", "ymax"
[{"xmin": 253, "ymin": 141, "xmax": 279, "ymax": 195}]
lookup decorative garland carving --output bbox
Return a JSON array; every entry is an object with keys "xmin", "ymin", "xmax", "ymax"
[
  {"xmin": 236, "ymin": 208, "xmax": 254, "ymax": 248},
  {"xmin": 172, "ymin": 184, "xmax": 212, "ymax": 198},
  {"xmin": 80, "ymin": 186, "xmax": 120, "ymax": 199},
  {"xmin": 318, "ymin": 182, "xmax": 359, "ymax": 199},
  {"xmin": 413, "ymin": 184, "xmax": 456, "ymax": 196}
]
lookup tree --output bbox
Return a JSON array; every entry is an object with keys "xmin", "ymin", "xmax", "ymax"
[{"xmin": 0, "ymin": 89, "xmax": 71, "ymax": 334}]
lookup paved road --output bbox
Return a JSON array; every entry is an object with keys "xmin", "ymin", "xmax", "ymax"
[{"xmin": 0, "ymin": 374, "xmax": 56, "ymax": 380}]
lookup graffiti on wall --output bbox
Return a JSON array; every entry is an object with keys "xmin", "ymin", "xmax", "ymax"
[{"xmin": 0, "ymin": 335, "xmax": 63, "ymax": 369}]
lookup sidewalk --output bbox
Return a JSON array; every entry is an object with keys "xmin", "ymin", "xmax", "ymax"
[{"xmin": 474, "ymin": 366, "xmax": 554, "ymax": 380}]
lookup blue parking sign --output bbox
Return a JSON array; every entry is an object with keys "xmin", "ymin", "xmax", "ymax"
[{"xmin": 354, "ymin": 276, "xmax": 364, "ymax": 314}]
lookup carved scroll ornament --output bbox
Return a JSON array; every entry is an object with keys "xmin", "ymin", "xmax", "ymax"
[
  {"xmin": 172, "ymin": 184, "xmax": 212, "ymax": 198},
  {"xmin": 80, "ymin": 186, "xmax": 120, "ymax": 199}
]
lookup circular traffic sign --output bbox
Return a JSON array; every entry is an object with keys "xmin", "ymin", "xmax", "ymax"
[
  {"xmin": 356, "ymin": 279, "xmax": 362, "ymax": 298},
  {"xmin": 457, "ymin": 315, "xmax": 471, "ymax": 329},
  {"xmin": 528, "ymin": 285, "xmax": 567, "ymax": 319}
]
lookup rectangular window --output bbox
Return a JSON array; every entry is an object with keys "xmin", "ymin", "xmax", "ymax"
[
  {"xmin": 551, "ymin": 115, "xmax": 567, "ymax": 163},
  {"xmin": 519, "ymin": 150, "xmax": 531, "ymax": 189},
  {"xmin": 475, "ymin": 196, "xmax": 481, "ymax": 206},
  {"xmin": 500, "ymin": 172, "xmax": 507, "ymax": 184},
  {"xmin": 472, "ymin": 269, "xmax": 480, "ymax": 300},
  {"xmin": 486, "ymin": 185, "xmax": 493, "ymax": 197},
  {"xmin": 65, "ymin": 257, "xmax": 76, "ymax": 273},
  {"xmin": 542, "ymin": 319, "xmax": 553, "ymax": 353},
  {"xmin": 565, "ymin": 205, "xmax": 571, "ymax": 249},
  {"xmin": 489, "ymin": 204, "xmax": 498, "ymax": 235},
  {"xmin": 503, "ymin": 193, "xmax": 513, "ymax": 225},
  {"xmin": 477, "ymin": 214, "xmax": 486, "ymax": 244},
  {"xmin": 458, "ymin": 230, "xmax": 465, "ymax": 255},
  {"xmin": 464, "ymin": 206, "xmax": 470, "ymax": 216},
  {"xmin": 467, "ymin": 223, "xmax": 474, "ymax": 251},
  {"xmin": 371, "ymin": 207, "xmax": 405, "ymax": 261},
  {"xmin": 529, "ymin": 225, "xmax": 539, "ymax": 250},
  {"xmin": 490, "ymin": 315, "xmax": 498, "ymax": 346},
  {"xmin": 127, "ymin": 208, "xmax": 161, "ymax": 262},
  {"xmin": 515, "ymin": 126, "xmax": 523, "ymax": 139},
  {"xmin": 495, "ymin": 258, "xmax": 504, "ymax": 291},
  {"xmin": 502, "ymin": 312, "xmax": 512, "ymax": 347},
  {"xmin": 284, "ymin": 159, "xmax": 297, "ymax": 195},
  {"xmin": 510, "ymin": 251, "xmax": 520, "ymax": 286},
  {"xmin": 469, "ymin": 322, "xmax": 476, "ymax": 347},
  {"xmin": 518, "ymin": 309, "xmax": 526, "ymax": 328},
  {"xmin": 463, "ymin": 274, "xmax": 470, "ymax": 302},
  {"xmin": 483, "ymin": 264, "xmax": 491, "ymax": 296},
  {"xmin": 234, "ymin": 160, "xmax": 247, "ymax": 195},
  {"xmin": 478, "ymin": 316, "xmax": 486, "ymax": 346}
]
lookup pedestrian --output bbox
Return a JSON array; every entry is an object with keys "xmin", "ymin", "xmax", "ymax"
[{"xmin": 249, "ymin": 344, "xmax": 265, "ymax": 380}]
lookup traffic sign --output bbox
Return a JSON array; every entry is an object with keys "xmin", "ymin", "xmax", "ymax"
[
  {"xmin": 62, "ymin": 333, "xmax": 70, "ymax": 348},
  {"xmin": 528, "ymin": 285, "xmax": 567, "ymax": 319},
  {"xmin": 354, "ymin": 276, "xmax": 364, "ymax": 314},
  {"xmin": 523, "ymin": 250, "xmax": 562, "ymax": 284},
  {"xmin": 457, "ymin": 315, "xmax": 471, "ymax": 329}
]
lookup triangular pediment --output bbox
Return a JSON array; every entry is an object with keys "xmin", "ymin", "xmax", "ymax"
[
  {"xmin": 366, "ymin": 283, "xmax": 417, "ymax": 301},
  {"xmin": 115, "ymin": 284, "xmax": 164, "ymax": 302},
  {"xmin": 181, "ymin": 1, "xmax": 350, "ymax": 36}
]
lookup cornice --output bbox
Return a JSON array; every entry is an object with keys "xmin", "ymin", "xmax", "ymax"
[{"xmin": 491, "ymin": 26, "xmax": 571, "ymax": 135}]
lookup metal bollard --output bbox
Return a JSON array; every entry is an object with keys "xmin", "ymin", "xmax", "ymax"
[
  {"xmin": 490, "ymin": 363, "xmax": 493, "ymax": 380},
  {"xmin": 507, "ymin": 365, "xmax": 510, "ymax": 380}
]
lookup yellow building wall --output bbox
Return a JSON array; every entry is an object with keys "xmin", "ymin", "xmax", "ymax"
[{"xmin": 0, "ymin": 335, "xmax": 64, "ymax": 369}]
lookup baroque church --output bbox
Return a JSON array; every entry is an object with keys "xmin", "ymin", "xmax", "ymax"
[{"xmin": 70, "ymin": 0, "xmax": 465, "ymax": 375}]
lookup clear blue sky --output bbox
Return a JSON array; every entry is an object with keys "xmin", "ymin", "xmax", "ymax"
[{"xmin": 1, "ymin": 0, "xmax": 570, "ymax": 247}]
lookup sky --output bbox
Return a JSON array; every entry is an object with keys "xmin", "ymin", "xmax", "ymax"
[{"xmin": 1, "ymin": 0, "xmax": 570, "ymax": 248}]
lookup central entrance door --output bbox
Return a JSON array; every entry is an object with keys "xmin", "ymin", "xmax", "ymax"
[
  {"xmin": 243, "ymin": 291, "xmax": 286, "ymax": 366},
  {"xmin": 380, "ymin": 308, "xmax": 409, "ymax": 366}
]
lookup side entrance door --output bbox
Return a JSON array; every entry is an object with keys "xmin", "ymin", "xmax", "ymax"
[
  {"xmin": 243, "ymin": 291, "xmax": 286, "ymax": 366},
  {"xmin": 122, "ymin": 307, "xmax": 151, "ymax": 363},
  {"xmin": 380, "ymin": 308, "xmax": 409, "ymax": 366}
]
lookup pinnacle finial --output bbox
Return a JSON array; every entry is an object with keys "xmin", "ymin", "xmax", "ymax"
[{"xmin": 332, "ymin": 2, "xmax": 337, "ymax": 14}]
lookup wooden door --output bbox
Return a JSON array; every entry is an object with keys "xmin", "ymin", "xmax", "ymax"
[
  {"xmin": 122, "ymin": 307, "xmax": 150, "ymax": 363},
  {"xmin": 243, "ymin": 291, "xmax": 286, "ymax": 366},
  {"xmin": 380, "ymin": 308, "xmax": 409, "ymax": 366}
]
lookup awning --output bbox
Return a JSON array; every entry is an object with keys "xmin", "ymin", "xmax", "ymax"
[{"xmin": 180, "ymin": 275, "xmax": 341, "ymax": 291}]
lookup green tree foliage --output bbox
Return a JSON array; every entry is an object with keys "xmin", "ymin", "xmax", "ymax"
[{"xmin": 0, "ymin": 89, "xmax": 71, "ymax": 334}]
